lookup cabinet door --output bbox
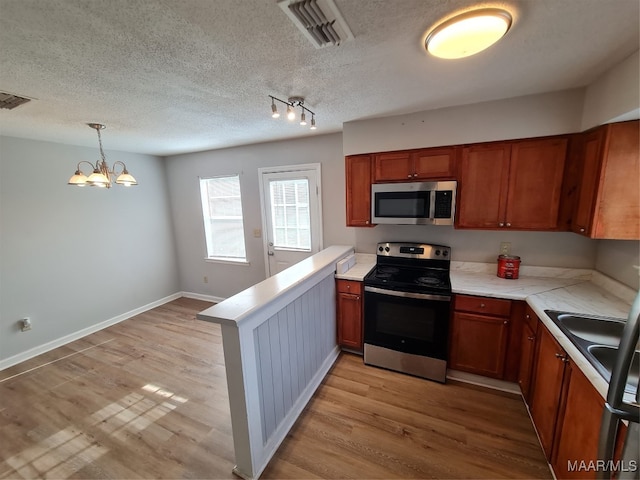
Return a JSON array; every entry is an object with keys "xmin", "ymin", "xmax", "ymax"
[
  {"xmin": 411, "ymin": 147, "xmax": 457, "ymax": 179},
  {"xmin": 506, "ymin": 137, "xmax": 568, "ymax": 230},
  {"xmin": 518, "ymin": 320, "xmax": 537, "ymax": 403},
  {"xmin": 345, "ymin": 155, "xmax": 374, "ymax": 227},
  {"xmin": 530, "ymin": 324, "xmax": 568, "ymax": 460},
  {"xmin": 572, "ymin": 129, "xmax": 604, "ymax": 235},
  {"xmin": 457, "ymin": 143, "xmax": 511, "ymax": 228},
  {"xmin": 337, "ymin": 292, "xmax": 363, "ymax": 351},
  {"xmin": 592, "ymin": 120, "xmax": 640, "ymax": 239},
  {"xmin": 373, "ymin": 152, "xmax": 413, "ymax": 182},
  {"xmin": 449, "ymin": 312, "xmax": 510, "ymax": 378},
  {"xmin": 552, "ymin": 362, "xmax": 604, "ymax": 479}
]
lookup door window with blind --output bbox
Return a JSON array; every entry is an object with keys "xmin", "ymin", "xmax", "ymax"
[
  {"xmin": 269, "ymin": 179, "xmax": 311, "ymax": 251},
  {"xmin": 199, "ymin": 175, "xmax": 247, "ymax": 262}
]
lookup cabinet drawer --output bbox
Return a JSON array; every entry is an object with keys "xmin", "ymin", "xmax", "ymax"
[
  {"xmin": 336, "ymin": 279, "xmax": 363, "ymax": 295},
  {"xmin": 454, "ymin": 294, "xmax": 511, "ymax": 317}
]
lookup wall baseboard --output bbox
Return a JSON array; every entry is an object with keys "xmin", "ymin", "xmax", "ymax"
[
  {"xmin": 182, "ymin": 291, "xmax": 226, "ymax": 304},
  {"xmin": 0, "ymin": 292, "xmax": 183, "ymax": 371}
]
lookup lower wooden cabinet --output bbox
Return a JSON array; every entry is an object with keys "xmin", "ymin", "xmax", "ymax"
[
  {"xmin": 518, "ymin": 305, "xmax": 539, "ymax": 403},
  {"xmin": 529, "ymin": 323, "xmax": 569, "ymax": 460},
  {"xmin": 449, "ymin": 295, "xmax": 512, "ymax": 379},
  {"xmin": 336, "ymin": 279, "xmax": 363, "ymax": 352},
  {"xmin": 552, "ymin": 362, "xmax": 604, "ymax": 479}
]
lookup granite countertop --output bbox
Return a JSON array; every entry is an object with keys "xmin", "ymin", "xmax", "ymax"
[{"xmin": 337, "ymin": 256, "xmax": 638, "ymax": 402}]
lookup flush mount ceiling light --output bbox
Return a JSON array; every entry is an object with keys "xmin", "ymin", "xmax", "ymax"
[
  {"xmin": 425, "ymin": 8, "xmax": 512, "ymax": 59},
  {"xmin": 68, "ymin": 123, "xmax": 137, "ymax": 188},
  {"xmin": 269, "ymin": 95, "xmax": 317, "ymax": 130}
]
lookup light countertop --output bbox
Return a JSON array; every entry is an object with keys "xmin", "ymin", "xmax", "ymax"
[
  {"xmin": 337, "ymin": 256, "xmax": 638, "ymax": 402},
  {"xmin": 334, "ymin": 253, "xmax": 376, "ymax": 281}
]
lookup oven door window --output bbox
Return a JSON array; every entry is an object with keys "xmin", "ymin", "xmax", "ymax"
[
  {"xmin": 364, "ymin": 290, "xmax": 449, "ymax": 360},
  {"xmin": 374, "ymin": 191, "xmax": 430, "ymax": 218}
]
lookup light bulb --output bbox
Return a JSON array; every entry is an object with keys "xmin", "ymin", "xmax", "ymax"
[
  {"xmin": 286, "ymin": 105, "xmax": 295, "ymax": 121},
  {"xmin": 310, "ymin": 116, "xmax": 317, "ymax": 130},
  {"xmin": 271, "ymin": 102, "xmax": 279, "ymax": 118},
  {"xmin": 300, "ymin": 111, "xmax": 307, "ymax": 126}
]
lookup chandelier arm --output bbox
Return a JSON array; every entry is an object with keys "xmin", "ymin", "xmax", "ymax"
[
  {"xmin": 75, "ymin": 160, "xmax": 97, "ymax": 174},
  {"xmin": 110, "ymin": 161, "xmax": 127, "ymax": 175}
]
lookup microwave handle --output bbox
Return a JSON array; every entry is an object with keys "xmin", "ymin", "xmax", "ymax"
[{"xmin": 429, "ymin": 190, "xmax": 436, "ymax": 220}]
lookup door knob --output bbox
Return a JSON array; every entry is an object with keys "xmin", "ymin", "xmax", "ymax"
[{"xmin": 268, "ymin": 251, "xmax": 274, "ymax": 256}]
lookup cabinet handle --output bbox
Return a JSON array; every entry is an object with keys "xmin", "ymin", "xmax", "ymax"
[
  {"xmin": 365, "ymin": 220, "xmax": 369, "ymax": 224},
  {"xmin": 525, "ymin": 314, "xmax": 530, "ymax": 319},
  {"xmin": 527, "ymin": 335, "xmax": 535, "ymax": 341},
  {"xmin": 356, "ymin": 296, "xmax": 360, "ymax": 300},
  {"xmin": 580, "ymin": 227, "xmax": 585, "ymax": 233},
  {"xmin": 480, "ymin": 303, "xmax": 485, "ymax": 308},
  {"xmin": 555, "ymin": 353, "xmax": 567, "ymax": 361},
  {"xmin": 506, "ymin": 223, "xmax": 511, "ymax": 227},
  {"xmin": 346, "ymin": 284, "xmax": 350, "ymax": 290},
  {"xmin": 503, "ymin": 320, "xmax": 508, "ymax": 325},
  {"xmin": 413, "ymin": 173, "xmax": 418, "ymax": 177},
  {"xmin": 499, "ymin": 222, "xmax": 504, "ymax": 227},
  {"xmin": 407, "ymin": 174, "xmax": 412, "ymax": 178}
]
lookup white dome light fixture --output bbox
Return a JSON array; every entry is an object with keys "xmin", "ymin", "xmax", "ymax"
[{"xmin": 425, "ymin": 8, "xmax": 512, "ymax": 59}]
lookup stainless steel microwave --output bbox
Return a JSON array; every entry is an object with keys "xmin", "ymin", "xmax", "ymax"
[{"xmin": 371, "ymin": 181, "xmax": 457, "ymax": 225}]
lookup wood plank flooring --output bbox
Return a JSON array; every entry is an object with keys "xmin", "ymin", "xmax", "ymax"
[{"xmin": 0, "ymin": 298, "xmax": 551, "ymax": 479}]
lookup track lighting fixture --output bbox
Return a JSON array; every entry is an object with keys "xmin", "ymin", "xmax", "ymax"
[
  {"xmin": 269, "ymin": 95, "xmax": 317, "ymax": 130},
  {"xmin": 68, "ymin": 123, "xmax": 137, "ymax": 188}
]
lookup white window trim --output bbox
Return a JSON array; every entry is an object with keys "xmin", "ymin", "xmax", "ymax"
[{"xmin": 199, "ymin": 174, "xmax": 249, "ymax": 265}]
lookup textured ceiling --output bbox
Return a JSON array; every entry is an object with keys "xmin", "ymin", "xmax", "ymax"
[{"xmin": 0, "ymin": 0, "xmax": 638, "ymax": 156}]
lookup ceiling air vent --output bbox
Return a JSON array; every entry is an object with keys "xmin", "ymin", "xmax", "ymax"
[
  {"xmin": 278, "ymin": 0, "xmax": 354, "ymax": 48},
  {"xmin": 0, "ymin": 92, "xmax": 32, "ymax": 110}
]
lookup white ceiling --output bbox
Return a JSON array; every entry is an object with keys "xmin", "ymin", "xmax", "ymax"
[{"xmin": 0, "ymin": 0, "xmax": 638, "ymax": 156}]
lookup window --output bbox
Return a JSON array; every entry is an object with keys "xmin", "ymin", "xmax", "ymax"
[
  {"xmin": 199, "ymin": 175, "xmax": 247, "ymax": 262},
  {"xmin": 269, "ymin": 179, "xmax": 311, "ymax": 251}
]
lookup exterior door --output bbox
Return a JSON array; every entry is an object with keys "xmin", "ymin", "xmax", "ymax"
[{"xmin": 259, "ymin": 164, "xmax": 323, "ymax": 277}]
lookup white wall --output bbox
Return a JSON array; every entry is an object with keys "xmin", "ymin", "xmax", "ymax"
[
  {"xmin": 581, "ymin": 50, "xmax": 640, "ymax": 130},
  {"xmin": 343, "ymin": 89, "xmax": 585, "ymax": 156},
  {"xmin": 165, "ymin": 133, "xmax": 351, "ymax": 299},
  {"xmin": 595, "ymin": 241, "xmax": 639, "ymax": 291},
  {"xmin": 0, "ymin": 136, "xmax": 180, "ymax": 365}
]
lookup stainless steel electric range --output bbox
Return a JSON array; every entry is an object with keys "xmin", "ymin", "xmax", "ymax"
[{"xmin": 363, "ymin": 242, "xmax": 452, "ymax": 383}]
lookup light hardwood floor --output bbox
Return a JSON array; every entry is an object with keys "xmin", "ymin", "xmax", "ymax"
[{"xmin": 0, "ymin": 298, "xmax": 551, "ymax": 479}]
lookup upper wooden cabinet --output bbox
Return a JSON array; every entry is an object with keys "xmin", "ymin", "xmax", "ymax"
[
  {"xmin": 345, "ymin": 154, "xmax": 374, "ymax": 227},
  {"xmin": 457, "ymin": 137, "xmax": 568, "ymax": 230},
  {"xmin": 373, "ymin": 147, "xmax": 457, "ymax": 182},
  {"xmin": 571, "ymin": 120, "xmax": 639, "ymax": 239}
]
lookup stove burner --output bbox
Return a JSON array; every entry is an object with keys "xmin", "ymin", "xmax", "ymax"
[{"xmin": 416, "ymin": 276, "xmax": 441, "ymax": 286}]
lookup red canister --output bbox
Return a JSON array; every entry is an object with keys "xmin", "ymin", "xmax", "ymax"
[{"xmin": 497, "ymin": 255, "xmax": 521, "ymax": 279}]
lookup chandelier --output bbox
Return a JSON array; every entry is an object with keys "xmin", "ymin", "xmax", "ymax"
[
  {"xmin": 68, "ymin": 123, "xmax": 137, "ymax": 188},
  {"xmin": 269, "ymin": 95, "xmax": 316, "ymax": 130}
]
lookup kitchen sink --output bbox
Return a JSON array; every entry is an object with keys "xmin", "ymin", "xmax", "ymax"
[
  {"xmin": 587, "ymin": 345, "xmax": 639, "ymax": 394},
  {"xmin": 545, "ymin": 310, "xmax": 638, "ymax": 395},
  {"xmin": 553, "ymin": 313, "xmax": 625, "ymax": 346}
]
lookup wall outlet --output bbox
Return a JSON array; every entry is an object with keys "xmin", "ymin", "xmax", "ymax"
[
  {"xmin": 253, "ymin": 228, "xmax": 262, "ymax": 238},
  {"xmin": 499, "ymin": 242, "xmax": 511, "ymax": 255},
  {"xmin": 20, "ymin": 317, "xmax": 32, "ymax": 332},
  {"xmin": 203, "ymin": 276, "xmax": 208, "ymax": 284}
]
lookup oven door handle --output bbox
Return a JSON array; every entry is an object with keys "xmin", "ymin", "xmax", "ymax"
[{"xmin": 364, "ymin": 286, "xmax": 451, "ymax": 302}]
